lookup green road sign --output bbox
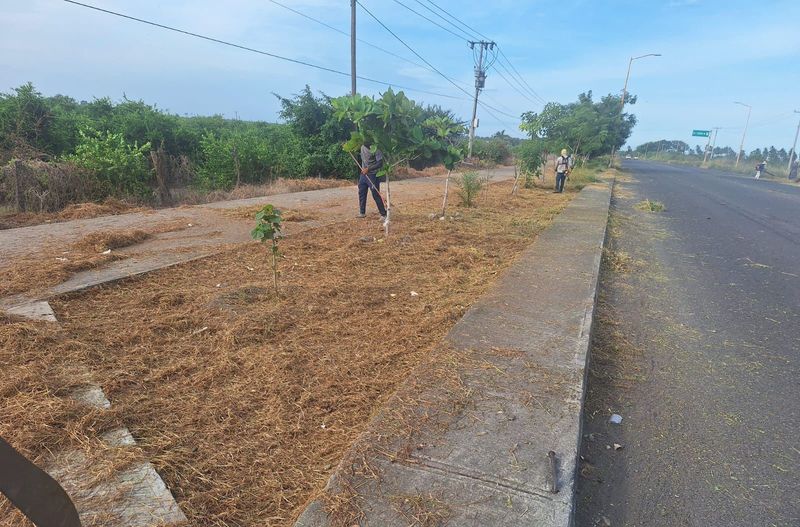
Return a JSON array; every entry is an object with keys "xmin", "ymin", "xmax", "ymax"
[{"xmin": 692, "ymin": 130, "xmax": 711, "ymax": 137}]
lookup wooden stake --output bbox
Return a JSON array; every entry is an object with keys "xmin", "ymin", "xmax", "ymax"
[{"xmin": 441, "ymin": 169, "xmax": 452, "ymax": 216}]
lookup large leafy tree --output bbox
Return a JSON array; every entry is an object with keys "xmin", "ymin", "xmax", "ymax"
[
  {"xmin": 332, "ymin": 89, "xmax": 463, "ymax": 233},
  {"xmin": 520, "ymin": 91, "xmax": 637, "ymax": 160}
]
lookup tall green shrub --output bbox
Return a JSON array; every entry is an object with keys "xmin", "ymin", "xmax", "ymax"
[{"xmin": 67, "ymin": 129, "xmax": 151, "ymax": 197}]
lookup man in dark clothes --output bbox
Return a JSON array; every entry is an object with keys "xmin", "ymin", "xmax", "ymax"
[{"xmin": 357, "ymin": 143, "xmax": 387, "ymax": 219}]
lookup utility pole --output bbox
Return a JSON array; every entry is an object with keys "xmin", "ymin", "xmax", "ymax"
[
  {"xmin": 609, "ymin": 53, "xmax": 660, "ymax": 168},
  {"xmin": 788, "ymin": 110, "xmax": 800, "ymax": 174},
  {"xmin": 734, "ymin": 101, "xmax": 751, "ymax": 167},
  {"xmin": 701, "ymin": 127, "xmax": 719, "ymax": 165},
  {"xmin": 350, "ymin": 0, "xmax": 356, "ymax": 96},
  {"xmin": 706, "ymin": 127, "xmax": 720, "ymax": 163},
  {"xmin": 467, "ymin": 40, "xmax": 495, "ymax": 158}
]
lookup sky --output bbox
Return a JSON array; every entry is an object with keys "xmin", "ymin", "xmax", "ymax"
[{"xmin": 2, "ymin": 0, "xmax": 799, "ymax": 151}]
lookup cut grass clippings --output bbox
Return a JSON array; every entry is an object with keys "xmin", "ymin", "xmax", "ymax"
[
  {"xmin": 1, "ymin": 181, "xmax": 572, "ymax": 526},
  {"xmin": 0, "ymin": 220, "xmax": 190, "ymax": 297},
  {"xmin": 0, "ymin": 198, "xmax": 147, "ymax": 230}
]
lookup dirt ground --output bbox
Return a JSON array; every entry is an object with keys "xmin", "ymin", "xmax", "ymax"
[{"xmin": 0, "ymin": 180, "xmax": 575, "ymax": 526}]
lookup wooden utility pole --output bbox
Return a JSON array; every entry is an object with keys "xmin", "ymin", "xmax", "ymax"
[{"xmin": 351, "ymin": 0, "xmax": 357, "ymax": 96}]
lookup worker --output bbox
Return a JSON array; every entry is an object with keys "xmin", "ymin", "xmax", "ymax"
[
  {"xmin": 754, "ymin": 160, "xmax": 766, "ymax": 180},
  {"xmin": 554, "ymin": 149, "xmax": 571, "ymax": 193},
  {"xmin": 357, "ymin": 142, "xmax": 387, "ymax": 220}
]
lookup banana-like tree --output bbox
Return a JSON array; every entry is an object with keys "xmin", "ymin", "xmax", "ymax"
[{"xmin": 332, "ymin": 89, "xmax": 462, "ymax": 235}]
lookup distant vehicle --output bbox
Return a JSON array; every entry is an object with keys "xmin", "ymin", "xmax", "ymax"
[
  {"xmin": 625, "ymin": 154, "xmax": 632, "ymax": 159},
  {"xmin": 634, "ymin": 156, "xmax": 639, "ymax": 159}
]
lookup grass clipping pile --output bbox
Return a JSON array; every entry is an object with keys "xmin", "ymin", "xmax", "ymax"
[
  {"xmin": 0, "ymin": 220, "xmax": 189, "ymax": 297},
  {"xmin": 1, "ymin": 181, "xmax": 571, "ymax": 526}
]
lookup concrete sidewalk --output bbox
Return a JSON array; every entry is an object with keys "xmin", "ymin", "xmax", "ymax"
[{"xmin": 295, "ymin": 181, "xmax": 612, "ymax": 527}]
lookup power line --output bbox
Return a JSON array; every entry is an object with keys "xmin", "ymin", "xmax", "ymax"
[
  {"xmin": 357, "ymin": 1, "xmax": 519, "ymax": 120},
  {"xmin": 388, "ymin": 0, "xmax": 469, "ymax": 42},
  {"xmin": 409, "ymin": 0, "xmax": 474, "ymax": 41},
  {"xmin": 61, "ymin": 0, "xmax": 462, "ymax": 100},
  {"xmin": 415, "ymin": 0, "xmax": 547, "ymax": 105},
  {"xmin": 266, "ymin": 0, "xmax": 431, "ymax": 75},
  {"xmin": 421, "ymin": 0, "xmax": 490, "ymax": 41},
  {"xmin": 493, "ymin": 62, "xmax": 541, "ymax": 107},
  {"xmin": 497, "ymin": 47, "xmax": 546, "ymax": 104}
]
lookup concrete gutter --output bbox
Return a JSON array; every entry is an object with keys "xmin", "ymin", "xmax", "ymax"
[{"xmin": 295, "ymin": 181, "xmax": 613, "ymax": 527}]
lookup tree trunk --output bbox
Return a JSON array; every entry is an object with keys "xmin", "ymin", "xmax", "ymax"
[
  {"xmin": 384, "ymin": 172, "xmax": 391, "ymax": 237},
  {"xmin": 13, "ymin": 160, "xmax": 27, "ymax": 213},
  {"xmin": 232, "ymin": 145, "xmax": 241, "ymax": 188},
  {"xmin": 511, "ymin": 164, "xmax": 520, "ymax": 195},
  {"xmin": 150, "ymin": 147, "xmax": 173, "ymax": 206}
]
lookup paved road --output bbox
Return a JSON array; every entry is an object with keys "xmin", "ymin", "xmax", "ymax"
[{"xmin": 576, "ymin": 161, "xmax": 800, "ymax": 526}]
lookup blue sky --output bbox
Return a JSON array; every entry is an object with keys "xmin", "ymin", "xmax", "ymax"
[{"xmin": 3, "ymin": 0, "xmax": 799, "ymax": 151}]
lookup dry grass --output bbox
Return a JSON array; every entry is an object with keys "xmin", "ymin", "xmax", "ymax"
[
  {"xmin": 178, "ymin": 178, "xmax": 353, "ymax": 206},
  {"xmin": 0, "ymin": 181, "xmax": 572, "ymax": 526},
  {"xmin": 0, "ymin": 221, "xmax": 190, "ymax": 297},
  {"xmin": 0, "ymin": 198, "xmax": 145, "ymax": 230},
  {"xmin": 221, "ymin": 206, "xmax": 321, "ymax": 223}
]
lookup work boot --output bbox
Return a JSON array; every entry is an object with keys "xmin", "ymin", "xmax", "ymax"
[{"xmin": 356, "ymin": 213, "xmax": 366, "ymax": 218}]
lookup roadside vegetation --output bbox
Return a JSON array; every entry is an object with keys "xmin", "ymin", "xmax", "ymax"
[{"xmin": 0, "ymin": 83, "xmax": 472, "ymax": 221}]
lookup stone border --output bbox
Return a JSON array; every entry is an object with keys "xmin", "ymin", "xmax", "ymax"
[{"xmin": 295, "ymin": 181, "xmax": 613, "ymax": 527}]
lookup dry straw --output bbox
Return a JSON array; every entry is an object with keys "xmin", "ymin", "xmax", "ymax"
[{"xmin": 1, "ymin": 181, "xmax": 571, "ymax": 526}]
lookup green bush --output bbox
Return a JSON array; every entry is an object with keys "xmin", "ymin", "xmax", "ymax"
[
  {"xmin": 515, "ymin": 140, "xmax": 546, "ymax": 185},
  {"xmin": 455, "ymin": 171, "xmax": 483, "ymax": 207},
  {"xmin": 472, "ymin": 138, "xmax": 511, "ymax": 164},
  {"xmin": 66, "ymin": 129, "xmax": 151, "ymax": 197}
]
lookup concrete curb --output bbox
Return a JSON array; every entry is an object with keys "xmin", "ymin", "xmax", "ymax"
[{"xmin": 294, "ymin": 180, "xmax": 613, "ymax": 527}]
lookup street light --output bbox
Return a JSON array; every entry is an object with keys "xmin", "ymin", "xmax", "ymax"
[
  {"xmin": 788, "ymin": 110, "xmax": 800, "ymax": 174},
  {"xmin": 733, "ymin": 101, "xmax": 752, "ymax": 168},
  {"xmin": 610, "ymin": 53, "xmax": 661, "ymax": 167}
]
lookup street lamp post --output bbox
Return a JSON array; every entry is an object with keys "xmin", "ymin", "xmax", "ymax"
[
  {"xmin": 788, "ymin": 110, "xmax": 800, "ymax": 174},
  {"xmin": 609, "ymin": 53, "xmax": 661, "ymax": 167},
  {"xmin": 734, "ymin": 101, "xmax": 752, "ymax": 168}
]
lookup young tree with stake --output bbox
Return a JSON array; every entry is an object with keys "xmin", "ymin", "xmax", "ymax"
[{"xmin": 251, "ymin": 204, "xmax": 283, "ymax": 294}]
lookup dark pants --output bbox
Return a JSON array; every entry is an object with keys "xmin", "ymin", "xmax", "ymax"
[
  {"xmin": 358, "ymin": 173, "xmax": 386, "ymax": 216},
  {"xmin": 555, "ymin": 173, "xmax": 567, "ymax": 192}
]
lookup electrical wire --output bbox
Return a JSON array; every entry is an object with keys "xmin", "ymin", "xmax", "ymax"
[
  {"xmin": 61, "ymin": 0, "xmax": 462, "ymax": 100},
  {"xmin": 409, "ymin": 0, "xmax": 474, "ymax": 41},
  {"xmin": 421, "ymin": 0, "xmax": 489, "ymax": 41},
  {"xmin": 266, "ymin": 0, "xmax": 432, "ymax": 75},
  {"xmin": 388, "ymin": 0, "xmax": 469, "ymax": 42},
  {"xmin": 416, "ymin": 0, "xmax": 547, "ymax": 105},
  {"xmin": 357, "ymin": 1, "xmax": 519, "ymax": 120},
  {"xmin": 497, "ymin": 47, "xmax": 546, "ymax": 104}
]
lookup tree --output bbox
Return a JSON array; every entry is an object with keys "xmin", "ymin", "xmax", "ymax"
[
  {"xmin": 250, "ymin": 204, "xmax": 283, "ymax": 294},
  {"xmin": 332, "ymin": 89, "xmax": 457, "ymax": 234},
  {"xmin": 66, "ymin": 128, "xmax": 151, "ymax": 197},
  {"xmin": 520, "ymin": 91, "xmax": 636, "ymax": 160}
]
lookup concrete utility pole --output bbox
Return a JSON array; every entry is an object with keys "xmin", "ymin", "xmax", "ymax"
[
  {"xmin": 734, "ymin": 101, "xmax": 752, "ymax": 167},
  {"xmin": 788, "ymin": 110, "xmax": 800, "ymax": 174},
  {"xmin": 706, "ymin": 127, "xmax": 720, "ymax": 162},
  {"xmin": 467, "ymin": 40, "xmax": 495, "ymax": 158},
  {"xmin": 702, "ymin": 127, "xmax": 721, "ymax": 165},
  {"xmin": 609, "ymin": 53, "xmax": 660, "ymax": 167},
  {"xmin": 350, "ymin": 0, "xmax": 356, "ymax": 96}
]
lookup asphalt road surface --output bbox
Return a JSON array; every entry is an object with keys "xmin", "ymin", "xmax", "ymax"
[{"xmin": 576, "ymin": 161, "xmax": 800, "ymax": 527}]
